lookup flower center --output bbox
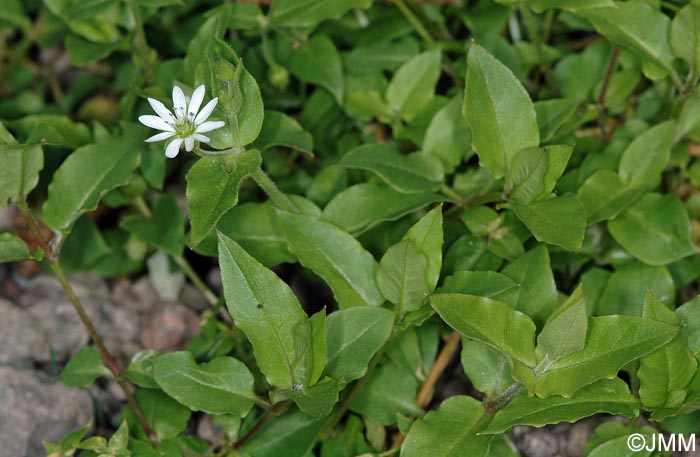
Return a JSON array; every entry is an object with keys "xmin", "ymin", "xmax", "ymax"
[{"xmin": 173, "ymin": 117, "xmax": 196, "ymax": 138}]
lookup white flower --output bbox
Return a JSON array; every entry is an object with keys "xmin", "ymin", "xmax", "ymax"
[{"xmin": 139, "ymin": 85, "xmax": 226, "ymax": 158}]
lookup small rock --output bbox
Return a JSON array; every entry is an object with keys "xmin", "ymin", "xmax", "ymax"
[
  {"xmin": 516, "ymin": 427, "xmax": 561, "ymax": 457},
  {"xmin": 0, "ymin": 366, "xmax": 93, "ymax": 457},
  {"xmin": 0, "ymin": 299, "xmax": 45, "ymax": 363},
  {"xmin": 141, "ymin": 304, "xmax": 200, "ymax": 352},
  {"xmin": 26, "ymin": 300, "xmax": 88, "ymax": 362}
]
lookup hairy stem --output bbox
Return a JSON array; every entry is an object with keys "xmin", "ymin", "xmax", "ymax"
[
  {"xmin": 394, "ymin": 0, "xmax": 434, "ymax": 44},
  {"xmin": 252, "ymin": 168, "xmax": 299, "ymax": 213}
]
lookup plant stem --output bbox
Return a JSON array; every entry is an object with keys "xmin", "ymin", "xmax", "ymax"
[
  {"xmin": 17, "ymin": 202, "xmax": 154, "ymax": 437},
  {"xmin": 597, "ymin": 45, "xmax": 620, "ymax": 144},
  {"xmin": 439, "ymin": 184, "xmax": 469, "ymax": 207},
  {"xmin": 394, "ymin": 0, "xmax": 434, "ymax": 45},
  {"xmin": 520, "ymin": 6, "xmax": 559, "ymax": 96},
  {"xmin": 252, "ymin": 168, "xmax": 299, "ymax": 213},
  {"xmin": 126, "ymin": 0, "xmax": 154, "ymax": 86}
]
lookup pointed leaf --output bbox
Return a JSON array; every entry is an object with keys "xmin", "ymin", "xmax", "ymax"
[
  {"xmin": 510, "ymin": 194, "xmax": 586, "ymax": 252},
  {"xmin": 377, "ymin": 240, "xmax": 429, "ymax": 314},
  {"xmin": 386, "ymin": 49, "xmax": 442, "ymax": 121},
  {"xmin": 618, "ymin": 121, "xmax": 675, "ymax": 189},
  {"xmin": 59, "ymin": 346, "xmax": 111, "ymax": 388},
  {"xmin": 537, "ymin": 284, "xmax": 588, "ymax": 362},
  {"xmin": 0, "ymin": 144, "xmax": 43, "ymax": 207}
]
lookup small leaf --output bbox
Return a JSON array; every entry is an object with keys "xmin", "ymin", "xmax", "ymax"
[
  {"xmin": 131, "ymin": 389, "xmax": 191, "ymax": 440},
  {"xmin": 240, "ymin": 408, "xmax": 325, "ymax": 457},
  {"xmin": 401, "ymin": 396, "xmax": 494, "ymax": 457},
  {"xmin": 269, "ymin": 0, "xmax": 369, "ymax": 28},
  {"xmin": 43, "ymin": 134, "xmax": 139, "ymax": 233},
  {"xmin": 430, "ymin": 293, "xmax": 537, "ymax": 389},
  {"xmin": 270, "ymin": 377, "xmax": 341, "ymax": 418},
  {"xmin": 339, "ymin": 143, "xmax": 444, "ymax": 194},
  {"xmin": 277, "ymin": 211, "xmax": 384, "ymax": 309},
  {"xmin": 484, "ymin": 378, "xmax": 638, "ymax": 433},
  {"xmin": 461, "ymin": 338, "xmax": 514, "ymax": 396},
  {"xmin": 324, "ymin": 307, "xmax": 395, "ymax": 382},
  {"xmin": 218, "ymin": 233, "xmax": 307, "ymax": 389},
  {"xmin": 576, "ymin": 169, "xmax": 643, "ymax": 224},
  {"xmin": 290, "ymin": 35, "xmax": 343, "ymax": 103},
  {"xmin": 120, "ymin": 193, "xmax": 185, "ymax": 256},
  {"xmin": 0, "ymin": 233, "xmax": 42, "ymax": 263},
  {"xmin": 423, "ymin": 97, "xmax": 472, "ymax": 173},
  {"xmin": 386, "ymin": 49, "xmax": 442, "ymax": 121},
  {"xmin": 377, "ymin": 240, "xmax": 430, "ymax": 314},
  {"xmin": 253, "ymin": 111, "xmax": 313, "ymax": 154},
  {"xmin": 510, "ymin": 194, "xmax": 586, "ymax": 252},
  {"xmin": 153, "ymin": 352, "xmax": 255, "ymax": 415},
  {"xmin": 0, "ymin": 144, "xmax": 43, "ymax": 207},
  {"xmin": 464, "ymin": 43, "xmax": 539, "ymax": 178},
  {"xmin": 124, "ymin": 350, "xmax": 159, "ymax": 389},
  {"xmin": 505, "ymin": 145, "xmax": 573, "ymax": 203},
  {"xmin": 59, "ymin": 346, "xmax": 111, "ymax": 388},
  {"xmin": 441, "ymin": 271, "xmax": 520, "ymax": 306},
  {"xmin": 186, "ymin": 149, "xmax": 261, "ymax": 246},
  {"xmin": 597, "ymin": 262, "xmax": 675, "ymax": 316},
  {"xmin": 536, "ymin": 284, "xmax": 588, "ymax": 362},
  {"xmin": 671, "ymin": 4, "xmax": 700, "ymax": 80},
  {"xmin": 608, "ymin": 193, "xmax": 698, "ymax": 266},
  {"xmin": 403, "ymin": 206, "xmax": 443, "ymax": 290},
  {"xmin": 618, "ymin": 121, "xmax": 675, "ymax": 189},
  {"xmin": 534, "ymin": 315, "xmax": 679, "ymax": 397}
]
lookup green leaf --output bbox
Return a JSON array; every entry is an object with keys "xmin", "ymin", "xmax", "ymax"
[
  {"xmin": 153, "ymin": 352, "xmax": 255, "ymax": 415},
  {"xmin": 339, "ymin": 143, "xmax": 444, "ymax": 194},
  {"xmin": 534, "ymin": 315, "xmax": 679, "ymax": 397},
  {"xmin": 324, "ymin": 307, "xmax": 395, "ymax": 382},
  {"xmin": 638, "ymin": 291, "xmax": 697, "ymax": 420},
  {"xmin": 618, "ymin": 121, "xmax": 675, "ymax": 189},
  {"xmin": 186, "ymin": 149, "xmax": 261, "ymax": 246},
  {"xmin": 131, "ymin": 389, "xmax": 191, "ymax": 440},
  {"xmin": 124, "ymin": 350, "xmax": 159, "ymax": 389},
  {"xmin": 404, "ymin": 206, "xmax": 443, "ymax": 290},
  {"xmin": 270, "ymin": 377, "xmax": 341, "ymax": 418},
  {"xmin": 0, "ymin": 0, "xmax": 30, "ymax": 29},
  {"xmin": 401, "ymin": 396, "xmax": 494, "ymax": 457},
  {"xmin": 528, "ymin": 0, "xmax": 613, "ymax": 12},
  {"xmin": 423, "ymin": 97, "xmax": 471, "ymax": 173},
  {"xmin": 464, "ymin": 43, "xmax": 539, "ymax": 178},
  {"xmin": 534, "ymin": 98, "xmax": 583, "ymax": 142},
  {"xmin": 0, "ymin": 144, "xmax": 43, "ymax": 207},
  {"xmin": 505, "ymin": 145, "xmax": 573, "ymax": 203},
  {"xmin": 430, "ymin": 293, "xmax": 537, "ymax": 389},
  {"xmin": 671, "ymin": 4, "xmax": 700, "ymax": 80},
  {"xmin": 217, "ymin": 233, "xmax": 307, "ymax": 389},
  {"xmin": 240, "ymin": 408, "xmax": 325, "ymax": 457},
  {"xmin": 43, "ymin": 135, "xmax": 139, "ymax": 233},
  {"xmin": 292, "ymin": 310, "xmax": 327, "ymax": 387},
  {"xmin": 461, "ymin": 338, "xmax": 514, "ymax": 396},
  {"xmin": 0, "ymin": 233, "xmax": 41, "ymax": 263},
  {"xmin": 510, "ymin": 194, "xmax": 586, "ymax": 252},
  {"xmin": 575, "ymin": 3, "xmax": 674, "ymax": 79},
  {"xmin": 290, "ymin": 35, "xmax": 343, "ymax": 103},
  {"xmin": 608, "ymin": 193, "xmax": 697, "ymax": 266},
  {"xmin": 536, "ymin": 285, "xmax": 588, "ymax": 362},
  {"xmin": 120, "ymin": 193, "xmax": 185, "ymax": 256},
  {"xmin": 349, "ymin": 363, "xmax": 422, "ymax": 425},
  {"xmin": 501, "ymin": 245, "xmax": 558, "ymax": 328},
  {"xmin": 277, "ymin": 211, "xmax": 384, "ymax": 309},
  {"xmin": 66, "ymin": 35, "xmax": 123, "ymax": 66},
  {"xmin": 322, "ymin": 183, "xmax": 442, "ymax": 235},
  {"xmin": 377, "ymin": 240, "xmax": 429, "ymax": 314},
  {"xmin": 253, "ymin": 111, "xmax": 313, "ymax": 154},
  {"xmin": 59, "ymin": 346, "xmax": 111, "ymax": 388},
  {"xmin": 576, "ymin": 169, "xmax": 644, "ymax": 224},
  {"xmin": 597, "ymin": 262, "xmax": 675, "ymax": 316},
  {"xmin": 386, "ymin": 49, "xmax": 441, "ymax": 121},
  {"xmin": 441, "ymin": 271, "xmax": 520, "ymax": 306},
  {"xmin": 483, "ymin": 378, "xmax": 638, "ymax": 433},
  {"xmin": 269, "ymin": 0, "xmax": 370, "ymax": 28}
]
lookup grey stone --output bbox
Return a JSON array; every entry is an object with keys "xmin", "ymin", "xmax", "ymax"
[
  {"xmin": 0, "ymin": 299, "xmax": 44, "ymax": 363},
  {"xmin": 0, "ymin": 366, "xmax": 93, "ymax": 457}
]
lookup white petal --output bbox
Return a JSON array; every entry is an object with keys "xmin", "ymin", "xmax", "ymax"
[
  {"xmin": 188, "ymin": 85, "xmax": 206, "ymax": 120},
  {"xmin": 195, "ymin": 120, "xmax": 225, "ymax": 133},
  {"xmin": 145, "ymin": 131, "xmax": 175, "ymax": 142},
  {"xmin": 139, "ymin": 115, "xmax": 175, "ymax": 132},
  {"xmin": 185, "ymin": 136, "xmax": 195, "ymax": 151},
  {"xmin": 165, "ymin": 138, "xmax": 183, "ymax": 158},
  {"xmin": 192, "ymin": 133, "xmax": 211, "ymax": 143},
  {"xmin": 194, "ymin": 98, "xmax": 218, "ymax": 124},
  {"xmin": 172, "ymin": 86, "xmax": 187, "ymax": 120},
  {"xmin": 147, "ymin": 98, "xmax": 176, "ymax": 122}
]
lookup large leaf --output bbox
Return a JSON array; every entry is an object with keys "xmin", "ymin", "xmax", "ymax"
[
  {"xmin": 464, "ymin": 43, "xmax": 539, "ymax": 178},
  {"xmin": 322, "ymin": 183, "xmax": 442, "ymax": 235},
  {"xmin": 576, "ymin": 169, "xmax": 643, "ymax": 224},
  {"xmin": 269, "ymin": 0, "xmax": 369, "ymax": 28},
  {"xmin": 186, "ymin": 149, "xmax": 261, "ymax": 246},
  {"xmin": 533, "ymin": 315, "xmax": 680, "ymax": 397},
  {"xmin": 638, "ymin": 292, "xmax": 698, "ymax": 420},
  {"xmin": 323, "ymin": 307, "xmax": 394, "ymax": 382},
  {"xmin": 290, "ymin": 35, "xmax": 343, "ymax": 103},
  {"xmin": 386, "ymin": 49, "xmax": 442, "ymax": 121},
  {"xmin": 618, "ymin": 121, "xmax": 675, "ymax": 189},
  {"xmin": 401, "ymin": 396, "xmax": 494, "ymax": 457},
  {"xmin": 536, "ymin": 285, "xmax": 588, "ymax": 362},
  {"xmin": 218, "ymin": 233, "xmax": 307, "ymax": 389},
  {"xmin": 339, "ymin": 143, "xmax": 444, "ymax": 194},
  {"xmin": 377, "ymin": 240, "xmax": 429, "ymax": 314},
  {"xmin": 461, "ymin": 339, "xmax": 515, "ymax": 396},
  {"xmin": 0, "ymin": 144, "xmax": 43, "ymax": 207},
  {"xmin": 484, "ymin": 378, "xmax": 638, "ymax": 433},
  {"xmin": 575, "ymin": 3, "xmax": 674, "ymax": 79},
  {"xmin": 153, "ymin": 352, "xmax": 255, "ymax": 415},
  {"xmin": 43, "ymin": 135, "xmax": 140, "ymax": 232},
  {"xmin": 430, "ymin": 293, "xmax": 537, "ymax": 388},
  {"xmin": 240, "ymin": 408, "xmax": 325, "ymax": 457},
  {"xmin": 277, "ymin": 211, "xmax": 383, "ymax": 309},
  {"xmin": 510, "ymin": 194, "xmax": 586, "ymax": 252},
  {"xmin": 608, "ymin": 193, "xmax": 697, "ymax": 266}
]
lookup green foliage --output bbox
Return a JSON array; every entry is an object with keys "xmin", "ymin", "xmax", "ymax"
[{"xmin": 8, "ymin": 0, "xmax": 700, "ymax": 453}]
